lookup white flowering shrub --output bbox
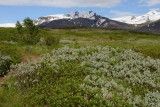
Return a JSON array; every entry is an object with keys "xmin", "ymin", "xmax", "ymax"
[
  {"xmin": 0, "ymin": 52, "xmax": 12, "ymax": 76},
  {"xmin": 11, "ymin": 46, "xmax": 160, "ymax": 106}
]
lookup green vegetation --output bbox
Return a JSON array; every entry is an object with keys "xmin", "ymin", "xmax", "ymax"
[
  {"xmin": 45, "ymin": 35, "xmax": 60, "ymax": 46},
  {"xmin": 16, "ymin": 17, "xmax": 39, "ymax": 45},
  {"xmin": 49, "ymin": 28, "xmax": 160, "ymax": 59},
  {"xmin": 0, "ymin": 27, "xmax": 60, "ymax": 63},
  {"xmin": 16, "ymin": 21, "xmax": 23, "ymax": 36},
  {"xmin": 0, "ymin": 27, "xmax": 160, "ymax": 106},
  {"xmin": 1, "ymin": 46, "xmax": 160, "ymax": 106},
  {"xmin": 0, "ymin": 53, "xmax": 12, "ymax": 76}
]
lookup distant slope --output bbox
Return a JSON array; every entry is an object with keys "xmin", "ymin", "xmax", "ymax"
[
  {"xmin": 137, "ymin": 20, "xmax": 160, "ymax": 34},
  {"xmin": 112, "ymin": 10, "xmax": 160, "ymax": 25}
]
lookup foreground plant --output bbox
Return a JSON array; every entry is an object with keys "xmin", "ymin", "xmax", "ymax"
[{"xmin": 1, "ymin": 46, "xmax": 160, "ymax": 106}]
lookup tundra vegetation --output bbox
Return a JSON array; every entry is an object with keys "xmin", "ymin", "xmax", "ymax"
[{"xmin": 0, "ymin": 26, "xmax": 160, "ymax": 106}]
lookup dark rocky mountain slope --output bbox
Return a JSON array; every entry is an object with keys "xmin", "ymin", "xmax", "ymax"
[{"xmin": 137, "ymin": 20, "xmax": 160, "ymax": 34}]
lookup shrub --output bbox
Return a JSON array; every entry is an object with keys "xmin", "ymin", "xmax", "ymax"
[
  {"xmin": 0, "ymin": 44, "xmax": 21, "ymax": 64},
  {"xmin": 0, "ymin": 52, "xmax": 12, "ymax": 76},
  {"xmin": 4, "ymin": 46, "xmax": 160, "ymax": 106},
  {"xmin": 45, "ymin": 36, "xmax": 60, "ymax": 46}
]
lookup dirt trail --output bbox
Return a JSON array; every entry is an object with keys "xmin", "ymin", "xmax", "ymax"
[
  {"xmin": 0, "ymin": 54, "xmax": 40, "ymax": 90},
  {"xmin": 21, "ymin": 53, "xmax": 40, "ymax": 63}
]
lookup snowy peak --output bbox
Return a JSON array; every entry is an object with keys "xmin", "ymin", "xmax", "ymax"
[
  {"xmin": 112, "ymin": 10, "xmax": 160, "ymax": 25},
  {"xmin": 66, "ymin": 11, "xmax": 96, "ymax": 19}
]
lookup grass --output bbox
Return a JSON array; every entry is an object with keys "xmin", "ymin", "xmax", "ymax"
[{"xmin": 0, "ymin": 83, "xmax": 23, "ymax": 107}]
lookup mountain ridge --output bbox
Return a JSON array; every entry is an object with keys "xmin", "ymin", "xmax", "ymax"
[
  {"xmin": 112, "ymin": 10, "xmax": 160, "ymax": 25},
  {"xmin": 37, "ymin": 11, "xmax": 134, "ymax": 30}
]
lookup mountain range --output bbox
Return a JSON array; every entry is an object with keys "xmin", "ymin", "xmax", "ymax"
[
  {"xmin": 0, "ymin": 10, "xmax": 160, "ymax": 34},
  {"xmin": 35, "ymin": 11, "xmax": 133, "ymax": 30},
  {"xmin": 112, "ymin": 10, "xmax": 160, "ymax": 25}
]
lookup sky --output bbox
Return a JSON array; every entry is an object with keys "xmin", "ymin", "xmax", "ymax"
[{"xmin": 0, "ymin": 0, "xmax": 160, "ymax": 24}]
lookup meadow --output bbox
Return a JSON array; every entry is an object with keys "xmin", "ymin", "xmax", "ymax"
[
  {"xmin": 0, "ymin": 27, "xmax": 160, "ymax": 106},
  {"xmin": 49, "ymin": 28, "xmax": 160, "ymax": 59}
]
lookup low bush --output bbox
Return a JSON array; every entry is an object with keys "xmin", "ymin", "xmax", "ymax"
[
  {"xmin": 22, "ymin": 34, "xmax": 40, "ymax": 45},
  {"xmin": 0, "ymin": 52, "xmax": 12, "ymax": 76},
  {"xmin": 0, "ymin": 44, "xmax": 21, "ymax": 64},
  {"xmin": 45, "ymin": 36, "xmax": 60, "ymax": 46}
]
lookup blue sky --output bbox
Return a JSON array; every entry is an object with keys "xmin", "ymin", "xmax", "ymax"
[{"xmin": 0, "ymin": 0, "xmax": 160, "ymax": 24}]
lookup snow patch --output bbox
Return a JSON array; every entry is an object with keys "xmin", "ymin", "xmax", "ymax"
[
  {"xmin": 100, "ymin": 19, "xmax": 106, "ymax": 24},
  {"xmin": 34, "ymin": 14, "xmax": 71, "ymax": 25}
]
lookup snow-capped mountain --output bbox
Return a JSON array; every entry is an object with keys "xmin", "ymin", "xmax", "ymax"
[
  {"xmin": 112, "ymin": 10, "xmax": 160, "ymax": 25},
  {"xmin": 0, "ymin": 23, "xmax": 16, "ymax": 27},
  {"xmin": 34, "ymin": 11, "xmax": 96, "ymax": 25},
  {"xmin": 37, "ymin": 11, "xmax": 133, "ymax": 29}
]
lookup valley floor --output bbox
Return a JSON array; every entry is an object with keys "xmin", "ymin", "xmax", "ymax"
[{"xmin": 0, "ymin": 28, "xmax": 160, "ymax": 106}]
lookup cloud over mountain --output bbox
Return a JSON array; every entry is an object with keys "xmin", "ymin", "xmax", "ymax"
[{"xmin": 0, "ymin": 0, "xmax": 121, "ymax": 8}]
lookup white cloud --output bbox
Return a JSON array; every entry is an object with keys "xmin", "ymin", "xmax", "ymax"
[
  {"xmin": 110, "ymin": 10, "xmax": 138, "ymax": 17},
  {"xmin": 0, "ymin": 0, "xmax": 121, "ymax": 8},
  {"xmin": 139, "ymin": 0, "xmax": 160, "ymax": 6}
]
